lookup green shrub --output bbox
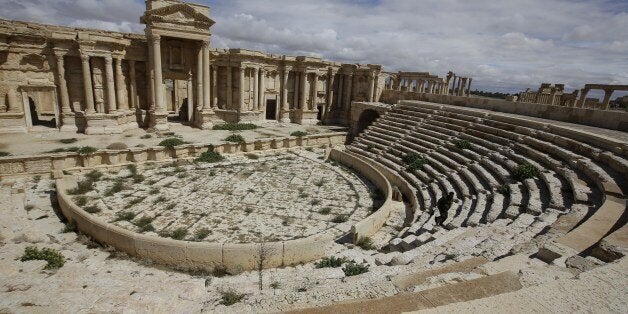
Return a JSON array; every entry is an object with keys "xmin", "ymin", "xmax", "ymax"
[
  {"xmin": 196, "ymin": 150, "xmax": 225, "ymax": 163},
  {"xmin": 62, "ymin": 221, "xmax": 77, "ymax": 233},
  {"xmin": 104, "ymin": 181, "xmax": 125, "ymax": 196},
  {"xmin": 149, "ymin": 187, "xmax": 159, "ymax": 195},
  {"xmin": 332, "ymin": 214, "xmax": 348, "ymax": 223},
  {"xmin": 84, "ymin": 205, "xmax": 101, "ymax": 213},
  {"xmin": 366, "ymin": 144, "xmax": 375, "ymax": 151},
  {"xmin": 114, "ymin": 211, "xmax": 136, "ymax": 222},
  {"xmin": 158, "ymin": 138, "xmax": 186, "ymax": 149},
  {"xmin": 59, "ymin": 138, "xmax": 78, "ymax": 144},
  {"xmin": 164, "ymin": 203, "xmax": 176, "ymax": 211},
  {"xmin": 342, "ymin": 262, "xmax": 369, "ymax": 276},
  {"xmin": 73, "ymin": 195, "xmax": 88, "ymax": 207},
  {"xmin": 212, "ymin": 123, "xmax": 259, "ymax": 131},
  {"xmin": 497, "ymin": 184, "xmax": 511, "ymax": 195},
  {"xmin": 453, "ymin": 139, "xmax": 472, "ymax": 150},
  {"xmin": 85, "ymin": 170, "xmax": 103, "ymax": 182},
  {"xmin": 402, "ymin": 153, "xmax": 427, "ymax": 171},
  {"xmin": 124, "ymin": 197, "xmax": 145, "ymax": 209},
  {"xmin": 310, "ymin": 199, "xmax": 321, "ymax": 206},
  {"xmin": 132, "ymin": 174, "xmax": 145, "ymax": 184},
  {"xmin": 77, "ymin": 146, "xmax": 98, "ymax": 155},
  {"xmin": 291, "ymin": 131, "xmax": 307, "ymax": 137},
  {"xmin": 219, "ymin": 289, "xmax": 245, "ymax": 306},
  {"xmin": 153, "ymin": 196, "xmax": 167, "ymax": 205},
  {"xmin": 140, "ymin": 134, "xmax": 152, "ymax": 139},
  {"xmin": 319, "ymin": 207, "xmax": 332, "ymax": 215},
  {"xmin": 224, "ymin": 134, "xmax": 245, "ymax": 143},
  {"xmin": 356, "ymin": 237, "xmax": 375, "ymax": 250},
  {"xmin": 169, "ymin": 228, "xmax": 188, "ymax": 240},
  {"xmin": 511, "ymin": 163, "xmax": 540, "ymax": 181},
  {"xmin": 67, "ymin": 179, "xmax": 94, "ymax": 195},
  {"xmin": 315, "ymin": 256, "xmax": 347, "ymax": 268},
  {"xmin": 314, "ymin": 179, "xmax": 325, "ymax": 187},
  {"xmin": 21, "ymin": 246, "xmax": 65, "ymax": 270},
  {"xmin": 134, "ymin": 216, "xmax": 155, "ymax": 233},
  {"xmin": 0, "ymin": 151, "xmax": 10, "ymax": 157},
  {"xmin": 194, "ymin": 228, "xmax": 211, "ymax": 240}
]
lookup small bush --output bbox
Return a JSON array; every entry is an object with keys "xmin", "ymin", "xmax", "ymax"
[
  {"xmin": 140, "ymin": 134, "xmax": 152, "ymax": 139},
  {"xmin": 149, "ymin": 187, "xmax": 159, "ymax": 195},
  {"xmin": 21, "ymin": 246, "xmax": 65, "ymax": 270},
  {"xmin": 213, "ymin": 123, "xmax": 259, "ymax": 131},
  {"xmin": 194, "ymin": 228, "xmax": 211, "ymax": 240},
  {"xmin": 124, "ymin": 197, "xmax": 145, "ymax": 209},
  {"xmin": 73, "ymin": 195, "xmax": 88, "ymax": 207},
  {"xmin": 153, "ymin": 196, "xmax": 167, "ymax": 205},
  {"xmin": 84, "ymin": 205, "xmax": 101, "ymax": 213},
  {"xmin": 59, "ymin": 138, "xmax": 78, "ymax": 144},
  {"xmin": 132, "ymin": 174, "xmax": 145, "ymax": 184},
  {"xmin": 291, "ymin": 131, "xmax": 307, "ymax": 137},
  {"xmin": 85, "ymin": 170, "xmax": 103, "ymax": 182},
  {"xmin": 453, "ymin": 139, "xmax": 472, "ymax": 150},
  {"xmin": 314, "ymin": 179, "xmax": 325, "ymax": 187},
  {"xmin": 68, "ymin": 179, "xmax": 94, "ymax": 195},
  {"xmin": 315, "ymin": 256, "xmax": 347, "ymax": 268},
  {"xmin": 224, "ymin": 134, "xmax": 245, "ymax": 143},
  {"xmin": 356, "ymin": 237, "xmax": 375, "ymax": 250},
  {"xmin": 219, "ymin": 289, "xmax": 245, "ymax": 306},
  {"xmin": 511, "ymin": 163, "xmax": 540, "ymax": 181},
  {"xmin": 63, "ymin": 221, "xmax": 77, "ymax": 233},
  {"xmin": 319, "ymin": 207, "xmax": 332, "ymax": 215},
  {"xmin": 165, "ymin": 203, "xmax": 176, "ymax": 211},
  {"xmin": 310, "ymin": 199, "xmax": 321, "ymax": 206},
  {"xmin": 332, "ymin": 214, "xmax": 348, "ymax": 223},
  {"xmin": 402, "ymin": 153, "xmax": 427, "ymax": 171},
  {"xmin": 169, "ymin": 228, "xmax": 188, "ymax": 240},
  {"xmin": 104, "ymin": 181, "xmax": 125, "ymax": 196},
  {"xmin": 114, "ymin": 211, "xmax": 136, "ymax": 222},
  {"xmin": 342, "ymin": 262, "xmax": 369, "ymax": 276},
  {"xmin": 497, "ymin": 184, "xmax": 511, "ymax": 195},
  {"xmin": 244, "ymin": 207, "xmax": 253, "ymax": 215},
  {"xmin": 158, "ymin": 138, "xmax": 186, "ymax": 149},
  {"xmin": 134, "ymin": 216, "xmax": 155, "ymax": 233},
  {"xmin": 77, "ymin": 146, "xmax": 98, "ymax": 155},
  {"xmin": 0, "ymin": 151, "xmax": 11, "ymax": 157},
  {"xmin": 270, "ymin": 281, "xmax": 280, "ymax": 289}
]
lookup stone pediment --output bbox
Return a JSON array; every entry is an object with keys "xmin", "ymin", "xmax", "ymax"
[{"xmin": 141, "ymin": 3, "xmax": 215, "ymax": 29}]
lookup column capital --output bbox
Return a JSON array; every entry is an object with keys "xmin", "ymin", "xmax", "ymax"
[
  {"xmin": 152, "ymin": 34, "xmax": 162, "ymax": 43},
  {"xmin": 53, "ymin": 48, "xmax": 68, "ymax": 58},
  {"xmin": 104, "ymin": 55, "xmax": 113, "ymax": 64},
  {"xmin": 80, "ymin": 53, "xmax": 90, "ymax": 62},
  {"xmin": 200, "ymin": 40, "xmax": 210, "ymax": 48}
]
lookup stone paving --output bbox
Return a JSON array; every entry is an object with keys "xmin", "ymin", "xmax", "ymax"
[{"xmin": 69, "ymin": 148, "xmax": 376, "ymax": 243}]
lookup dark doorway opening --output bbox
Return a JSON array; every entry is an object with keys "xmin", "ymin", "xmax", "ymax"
[
  {"xmin": 355, "ymin": 109, "xmax": 380, "ymax": 136},
  {"xmin": 266, "ymin": 99, "xmax": 277, "ymax": 120},
  {"xmin": 316, "ymin": 105, "xmax": 323, "ymax": 120},
  {"xmin": 29, "ymin": 97, "xmax": 55, "ymax": 128}
]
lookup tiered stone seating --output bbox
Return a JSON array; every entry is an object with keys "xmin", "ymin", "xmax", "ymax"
[{"xmin": 348, "ymin": 101, "xmax": 626, "ymax": 258}]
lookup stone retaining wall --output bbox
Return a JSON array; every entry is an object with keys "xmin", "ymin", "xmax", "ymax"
[
  {"xmin": 380, "ymin": 90, "xmax": 628, "ymax": 131},
  {"xmin": 0, "ymin": 132, "xmax": 347, "ymax": 177},
  {"xmin": 329, "ymin": 149, "xmax": 394, "ymax": 242}
]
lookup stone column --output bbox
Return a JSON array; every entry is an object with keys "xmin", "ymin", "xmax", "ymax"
[
  {"xmin": 337, "ymin": 74, "xmax": 344, "ymax": 108},
  {"xmin": 226, "ymin": 66, "xmax": 233, "ymax": 109},
  {"xmin": 300, "ymin": 71, "xmax": 307, "ymax": 110},
  {"xmin": 152, "ymin": 35, "xmax": 164, "ymax": 112},
  {"xmin": 467, "ymin": 78, "xmax": 473, "ymax": 97},
  {"xmin": 129, "ymin": 60, "xmax": 137, "ymax": 110},
  {"xmin": 367, "ymin": 74, "xmax": 374, "ymax": 102},
  {"xmin": 456, "ymin": 78, "xmax": 463, "ymax": 96},
  {"xmin": 397, "ymin": 78, "xmax": 402, "ymax": 91},
  {"xmin": 211, "ymin": 66, "xmax": 218, "ymax": 109},
  {"xmin": 239, "ymin": 66, "xmax": 246, "ymax": 112},
  {"xmin": 187, "ymin": 76, "xmax": 194, "ymax": 121},
  {"xmin": 104, "ymin": 56, "xmax": 117, "ymax": 114},
  {"xmin": 80, "ymin": 54, "xmax": 95, "ymax": 114},
  {"xmin": 450, "ymin": 76, "xmax": 456, "ymax": 95},
  {"xmin": 54, "ymin": 52, "xmax": 71, "ymax": 113},
  {"xmin": 258, "ymin": 68, "xmax": 265, "ymax": 111},
  {"xmin": 281, "ymin": 68, "xmax": 290, "ymax": 122},
  {"xmin": 114, "ymin": 57, "xmax": 128, "ymax": 111},
  {"xmin": 202, "ymin": 41, "xmax": 211, "ymax": 111},
  {"xmin": 325, "ymin": 70, "xmax": 335, "ymax": 118},
  {"xmin": 252, "ymin": 67, "xmax": 259, "ymax": 111},
  {"xmin": 196, "ymin": 46, "xmax": 203, "ymax": 111},
  {"xmin": 293, "ymin": 71, "xmax": 300, "ymax": 109},
  {"xmin": 344, "ymin": 74, "xmax": 353, "ymax": 109},
  {"xmin": 311, "ymin": 72, "xmax": 318, "ymax": 110},
  {"xmin": 602, "ymin": 89, "xmax": 613, "ymax": 110}
]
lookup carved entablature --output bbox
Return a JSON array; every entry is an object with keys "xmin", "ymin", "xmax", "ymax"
[{"xmin": 141, "ymin": 0, "xmax": 215, "ymax": 37}]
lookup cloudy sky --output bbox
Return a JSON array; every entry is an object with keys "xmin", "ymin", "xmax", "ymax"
[{"xmin": 1, "ymin": 0, "xmax": 627, "ymax": 97}]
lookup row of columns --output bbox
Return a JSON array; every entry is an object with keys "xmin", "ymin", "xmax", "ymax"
[
  {"xmin": 397, "ymin": 79, "xmax": 446, "ymax": 95},
  {"xmin": 62, "ymin": 51, "xmax": 137, "ymax": 115},
  {"xmin": 450, "ymin": 76, "xmax": 472, "ymax": 96}
]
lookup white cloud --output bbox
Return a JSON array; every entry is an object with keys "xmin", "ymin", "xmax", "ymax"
[{"xmin": 0, "ymin": 0, "xmax": 626, "ymax": 96}]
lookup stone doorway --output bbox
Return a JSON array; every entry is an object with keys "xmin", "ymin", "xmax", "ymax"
[
  {"xmin": 165, "ymin": 78, "xmax": 194, "ymax": 124},
  {"xmin": 266, "ymin": 99, "xmax": 277, "ymax": 120},
  {"xmin": 21, "ymin": 86, "xmax": 59, "ymax": 130},
  {"xmin": 317, "ymin": 105, "xmax": 323, "ymax": 121}
]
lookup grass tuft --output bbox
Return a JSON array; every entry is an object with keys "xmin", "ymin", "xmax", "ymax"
[{"xmin": 21, "ymin": 246, "xmax": 65, "ymax": 270}]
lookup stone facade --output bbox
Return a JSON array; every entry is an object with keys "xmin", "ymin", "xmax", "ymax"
[
  {"xmin": 0, "ymin": 0, "xmax": 384, "ymax": 134},
  {"xmin": 517, "ymin": 83, "xmax": 628, "ymax": 110},
  {"xmin": 383, "ymin": 71, "xmax": 471, "ymax": 97}
]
